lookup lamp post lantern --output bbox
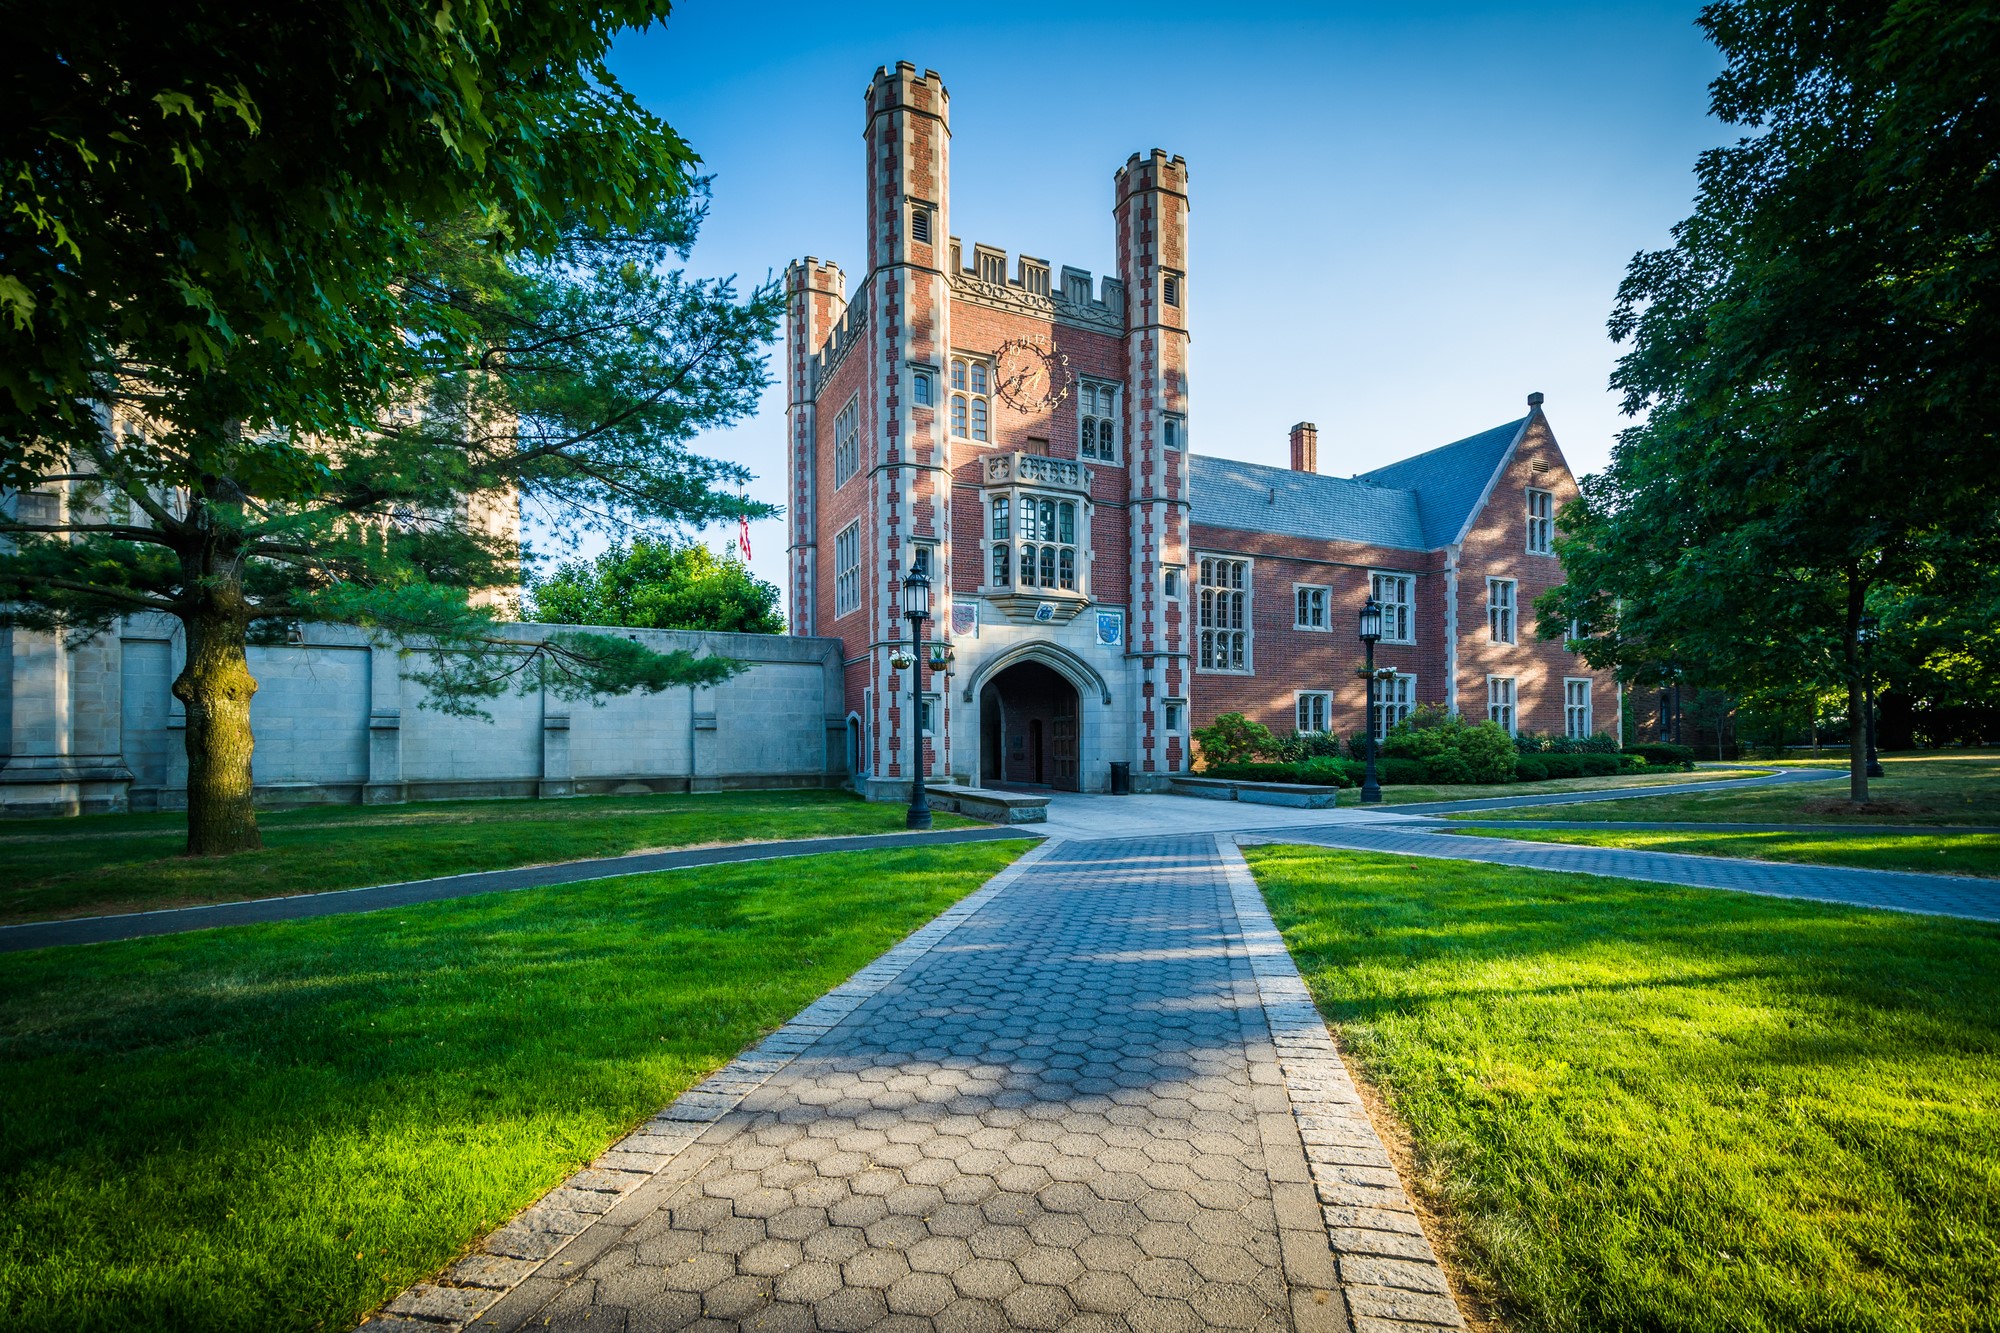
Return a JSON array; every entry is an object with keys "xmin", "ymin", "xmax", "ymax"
[
  {"xmin": 1859, "ymin": 613, "xmax": 1883, "ymax": 778},
  {"xmin": 902, "ymin": 570, "xmax": 934, "ymax": 830},
  {"xmin": 1357, "ymin": 594, "xmax": 1384, "ymax": 805}
]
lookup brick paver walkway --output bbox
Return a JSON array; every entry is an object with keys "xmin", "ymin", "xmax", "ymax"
[
  {"xmin": 383, "ymin": 835, "xmax": 1460, "ymax": 1333},
  {"xmin": 1260, "ymin": 824, "xmax": 2000, "ymax": 921}
]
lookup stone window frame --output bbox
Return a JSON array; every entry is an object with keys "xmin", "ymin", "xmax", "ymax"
[
  {"xmin": 1487, "ymin": 675, "xmax": 1518, "ymax": 735},
  {"xmin": 833, "ymin": 520, "xmax": 862, "ymax": 620},
  {"xmin": 1163, "ymin": 563, "xmax": 1184, "ymax": 601},
  {"xmin": 1295, "ymin": 690, "xmax": 1331, "ymax": 734},
  {"xmin": 1196, "ymin": 554, "xmax": 1252, "ymax": 674},
  {"xmin": 1162, "ymin": 413, "xmax": 1186, "ymax": 452},
  {"xmin": 1078, "ymin": 379, "xmax": 1120, "ymax": 461},
  {"xmin": 1162, "ymin": 697, "xmax": 1186, "ymax": 735},
  {"xmin": 986, "ymin": 490, "xmax": 1084, "ymax": 595},
  {"xmin": 1370, "ymin": 571, "xmax": 1415, "ymax": 645},
  {"xmin": 831, "ymin": 395, "xmax": 860, "ymax": 489},
  {"xmin": 1565, "ymin": 677, "xmax": 1593, "ymax": 739},
  {"xmin": 1294, "ymin": 583, "xmax": 1329, "ymax": 632},
  {"xmin": 910, "ymin": 363, "xmax": 935, "ymax": 409},
  {"xmin": 1374, "ymin": 672, "xmax": 1417, "ymax": 737},
  {"xmin": 909, "ymin": 202, "xmax": 932, "ymax": 246},
  {"xmin": 1526, "ymin": 487, "xmax": 1555, "ymax": 555},
  {"xmin": 949, "ymin": 355, "xmax": 991, "ymax": 443},
  {"xmin": 1487, "ymin": 577, "xmax": 1517, "ymax": 645}
]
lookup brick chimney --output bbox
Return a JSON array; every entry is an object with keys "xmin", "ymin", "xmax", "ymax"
[{"xmin": 1289, "ymin": 421, "xmax": 1318, "ymax": 474}]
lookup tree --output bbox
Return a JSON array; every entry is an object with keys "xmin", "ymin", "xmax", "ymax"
[
  {"xmin": 529, "ymin": 539, "xmax": 785, "ymax": 635},
  {"xmin": 2, "ymin": 4, "xmax": 780, "ymax": 854},
  {"xmin": 1538, "ymin": 0, "xmax": 2000, "ymax": 804}
]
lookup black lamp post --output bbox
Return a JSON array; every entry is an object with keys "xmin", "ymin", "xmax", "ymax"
[
  {"xmin": 1859, "ymin": 613, "xmax": 1883, "ymax": 778},
  {"xmin": 1357, "ymin": 594, "xmax": 1383, "ymax": 805},
  {"xmin": 902, "ymin": 570, "xmax": 934, "ymax": 830}
]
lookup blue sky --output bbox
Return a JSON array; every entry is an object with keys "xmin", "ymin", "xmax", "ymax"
[{"xmin": 570, "ymin": 1, "xmax": 1726, "ymax": 596}]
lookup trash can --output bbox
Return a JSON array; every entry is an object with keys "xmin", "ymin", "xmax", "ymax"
[{"xmin": 1108, "ymin": 761, "xmax": 1131, "ymax": 795}]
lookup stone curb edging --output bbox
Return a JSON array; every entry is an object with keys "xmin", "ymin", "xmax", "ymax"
[
  {"xmin": 356, "ymin": 835, "xmax": 1066, "ymax": 1333},
  {"xmin": 1216, "ymin": 834, "xmax": 1469, "ymax": 1332}
]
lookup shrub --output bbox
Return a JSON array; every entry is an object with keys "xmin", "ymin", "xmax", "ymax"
[
  {"xmin": 1345, "ymin": 731, "xmax": 1374, "ymax": 761},
  {"xmin": 1619, "ymin": 754, "xmax": 1648, "ymax": 771},
  {"xmin": 1541, "ymin": 754, "xmax": 1586, "ymax": 779},
  {"xmin": 1579, "ymin": 753, "xmax": 1620, "ymax": 777},
  {"xmin": 1515, "ymin": 730, "xmax": 1622, "ymax": 755},
  {"xmin": 1626, "ymin": 742, "xmax": 1697, "ymax": 771},
  {"xmin": 1194, "ymin": 712, "xmax": 1277, "ymax": 767},
  {"xmin": 1271, "ymin": 730, "xmax": 1346, "ymax": 763},
  {"xmin": 1378, "ymin": 756, "xmax": 1427, "ymax": 785},
  {"xmin": 1381, "ymin": 706, "xmax": 1517, "ymax": 784},
  {"xmin": 1205, "ymin": 760, "xmax": 1356, "ymax": 788},
  {"xmin": 1514, "ymin": 754, "xmax": 1549, "ymax": 782}
]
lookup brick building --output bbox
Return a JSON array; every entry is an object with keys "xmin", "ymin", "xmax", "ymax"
[{"xmin": 788, "ymin": 63, "xmax": 1616, "ymax": 797}]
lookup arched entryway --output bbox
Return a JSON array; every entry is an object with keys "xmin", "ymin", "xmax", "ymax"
[{"xmin": 981, "ymin": 660, "xmax": 1080, "ymax": 791}]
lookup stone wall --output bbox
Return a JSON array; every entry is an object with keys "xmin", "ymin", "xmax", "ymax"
[{"xmin": 0, "ymin": 617, "xmax": 850, "ymax": 817}]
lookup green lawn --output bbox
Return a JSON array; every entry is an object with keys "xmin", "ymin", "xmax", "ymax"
[
  {"xmin": 1248, "ymin": 846, "xmax": 2000, "ymax": 1333},
  {"xmin": 1444, "ymin": 826, "xmax": 2000, "ymax": 878},
  {"xmin": 1450, "ymin": 751, "xmax": 1998, "ymax": 825},
  {"xmin": 0, "ymin": 789, "xmax": 977, "ymax": 925},
  {"xmin": 1338, "ymin": 766, "xmax": 1769, "ymax": 807},
  {"xmin": 0, "ymin": 840, "xmax": 1025, "ymax": 1333}
]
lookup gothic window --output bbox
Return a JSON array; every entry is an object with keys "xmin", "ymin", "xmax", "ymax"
[
  {"xmin": 1375, "ymin": 673, "xmax": 1416, "ymax": 736},
  {"xmin": 832, "ymin": 397, "xmax": 859, "ymax": 488},
  {"xmin": 1488, "ymin": 577, "xmax": 1516, "ymax": 644},
  {"xmin": 1488, "ymin": 676, "xmax": 1517, "ymax": 734},
  {"xmin": 1370, "ymin": 572, "xmax": 1413, "ymax": 643},
  {"xmin": 1565, "ymin": 678, "xmax": 1594, "ymax": 739},
  {"xmin": 1296, "ymin": 691, "xmax": 1330, "ymax": 734},
  {"xmin": 1079, "ymin": 381, "xmax": 1119, "ymax": 461},
  {"xmin": 834, "ymin": 521, "xmax": 862, "ymax": 618},
  {"xmin": 1197, "ymin": 556, "xmax": 1250, "ymax": 672},
  {"xmin": 1527, "ymin": 487, "xmax": 1554, "ymax": 555},
  {"xmin": 1294, "ymin": 584, "xmax": 1328, "ymax": 631},
  {"xmin": 950, "ymin": 358, "xmax": 989, "ymax": 442},
  {"xmin": 1164, "ymin": 564, "xmax": 1183, "ymax": 599}
]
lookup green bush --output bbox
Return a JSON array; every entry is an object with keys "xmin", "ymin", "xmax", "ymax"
[
  {"xmin": 1194, "ymin": 712, "xmax": 1277, "ymax": 767},
  {"xmin": 1541, "ymin": 754, "xmax": 1586, "ymax": 779},
  {"xmin": 1626, "ymin": 742, "xmax": 1697, "ymax": 771},
  {"xmin": 1515, "ymin": 730, "xmax": 1622, "ymax": 755},
  {"xmin": 1619, "ymin": 753, "xmax": 1649, "ymax": 771},
  {"xmin": 1381, "ymin": 705, "xmax": 1517, "ymax": 784},
  {"xmin": 1579, "ymin": 753, "xmax": 1620, "ymax": 777},
  {"xmin": 1514, "ymin": 754, "xmax": 1550, "ymax": 781},
  {"xmin": 1206, "ymin": 760, "xmax": 1357, "ymax": 788},
  {"xmin": 1271, "ymin": 730, "xmax": 1347, "ymax": 763},
  {"xmin": 1378, "ymin": 756, "xmax": 1428, "ymax": 785},
  {"xmin": 1345, "ymin": 731, "xmax": 1374, "ymax": 761}
]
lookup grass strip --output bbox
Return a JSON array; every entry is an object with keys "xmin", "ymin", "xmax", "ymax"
[
  {"xmin": 1338, "ymin": 767, "xmax": 1771, "ymax": 807},
  {"xmin": 0, "ymin": 790, "xmax": 976, "ymax": 924},
  {"xmin": 1450, "ymin": 752, "xmax": 1999, "ymax": 826},
  {"xmin": 1248, "ymin": 845, "xmax": 2000, "ymax": 1333},
  {"xmin": 0, "ymin": 840, "xmax": 1024, "ymax": 1333},
  {"xmin": 1441, "ymin": 826, "xmax": 2000, "ymax": 878}
]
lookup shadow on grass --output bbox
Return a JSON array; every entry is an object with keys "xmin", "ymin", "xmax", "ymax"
[{"xmin": 1249, "ymin": 844, "xmax": 2000, "ymax": 1333}]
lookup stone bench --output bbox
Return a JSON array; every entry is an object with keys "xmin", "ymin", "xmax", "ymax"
[
  {"xmin": 924, "ymin": 783, "xmax": 1050, "ymax": 824},
  {"xmin": 1168, "ymin": 776, "xmax": 1344, "ymax": 809}
]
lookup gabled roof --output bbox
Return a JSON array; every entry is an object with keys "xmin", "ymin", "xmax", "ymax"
[
  {"xmin": 1357, "ymin": 416, "xmax": 1528, "ymax": 549},
  {"xmin": 1189, "ymin": 454, "xmax": 1426, "ymax": 550}
]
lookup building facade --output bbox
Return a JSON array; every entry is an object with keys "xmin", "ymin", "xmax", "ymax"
[{"xmin": 790, "ymin": 64, "xmax": 1617, "ymax": 797}]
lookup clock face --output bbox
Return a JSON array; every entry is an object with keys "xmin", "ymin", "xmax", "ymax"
[{"xmin": 993, "ymin": 338, "xmax": 1072, "ymax": 411}]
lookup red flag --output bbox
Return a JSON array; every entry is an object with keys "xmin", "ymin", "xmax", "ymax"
[{"xmin": 738, "ymin": 514, "xmax": 753, "ymax": 562}]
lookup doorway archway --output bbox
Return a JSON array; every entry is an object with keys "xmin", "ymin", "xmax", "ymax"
[{"xmin": 981, "ymin": 660, "xmax": 1080, "ymax": 790}]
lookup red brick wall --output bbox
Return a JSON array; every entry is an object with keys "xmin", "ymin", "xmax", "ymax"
[{"xmin": 1454, "ymin": 412, "xmax": 1619, "ymax": 738}]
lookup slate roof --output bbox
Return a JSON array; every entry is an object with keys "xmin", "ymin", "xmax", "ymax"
[
  {"xmin": 1189, "ymin": 455, "xmax": 1425, "ymax": 550},
  {"xmin": 1358, "ymin": 416, "xmax": 1528, "ymax": 549},
  {"xmin": 1189, "ymin": 416, "xmax": 1527, "ymax": 553}
]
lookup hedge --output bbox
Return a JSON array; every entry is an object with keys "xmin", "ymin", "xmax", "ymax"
[{"xmin": 1625, "ymin": 742, "xmax": 1697, "ymax": 771}]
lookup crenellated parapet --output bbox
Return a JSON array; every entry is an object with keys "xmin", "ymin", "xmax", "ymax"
[{"xmin": 945, "ymin": 239, "xmax": 1125, "ymax": 334}]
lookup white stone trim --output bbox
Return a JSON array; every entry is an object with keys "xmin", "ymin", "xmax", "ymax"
[
  {"xmin": 1216, "ymin": 835, "xmax": 1468, "ymax": 1331},
  {"xmin": 362, "ymin": 837, "xmax": 1065, "ymax": 1332}
]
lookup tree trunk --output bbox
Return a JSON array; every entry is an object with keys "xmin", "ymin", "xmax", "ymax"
[
  {"xmin": 1844, "ymin": 569, "xmax": 1869, "ymax": 805},
  {"xmin": 173, "ymin": 588, "xmax": 263, "ymax": 856}
]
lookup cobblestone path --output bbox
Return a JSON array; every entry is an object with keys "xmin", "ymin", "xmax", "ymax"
[
  {"xmin": 1263, "ymin": 824, "xmax": 2000, "ymax": 921},
  {"xmin": 416, "ymin": 835, "xmax": 1458, "ymax": 1333}
]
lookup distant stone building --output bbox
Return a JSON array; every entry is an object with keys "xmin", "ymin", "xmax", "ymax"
[{"xmin": 789, "ymin": 63, "xmax": 1617, "ymax": 797}]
